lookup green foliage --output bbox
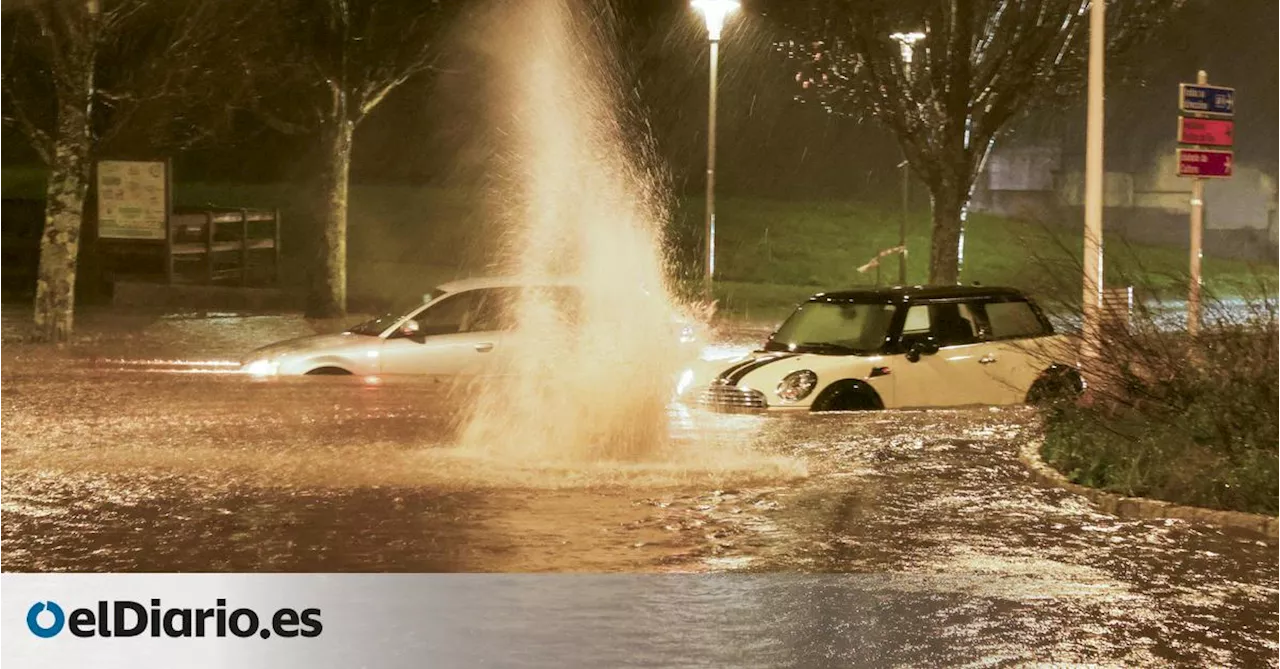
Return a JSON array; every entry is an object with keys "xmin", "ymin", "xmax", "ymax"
[{"xmin": 1041, "ymin": 315, "xmax": 1279, "ymax": 515}]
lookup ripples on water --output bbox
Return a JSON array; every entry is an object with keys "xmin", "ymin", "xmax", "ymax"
[{"xmin": 3, "ymin": 340, "xmax": 1277, "ymax": 664}]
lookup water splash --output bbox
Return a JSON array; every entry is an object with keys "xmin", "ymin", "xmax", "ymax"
[{"xmin": 460, "ymin": 0, "xmax": 696, "ymax": 464}]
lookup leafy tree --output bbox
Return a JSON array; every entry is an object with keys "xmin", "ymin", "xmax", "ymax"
[{"xmin": 774, "ymin": 0, "xmax": 1177, "ymax": 283}]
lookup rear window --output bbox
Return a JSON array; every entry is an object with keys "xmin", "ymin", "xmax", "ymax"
[{"xmin": 984, "ymin": 301, "xmax": 1048, "ymax": 339}]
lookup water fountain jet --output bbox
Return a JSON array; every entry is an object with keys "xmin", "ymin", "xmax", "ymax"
[{"xmin": 459, "ymin": 0, "xmax": 694, "ymax": 465}]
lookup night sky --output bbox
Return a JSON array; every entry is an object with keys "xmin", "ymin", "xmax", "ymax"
[{"xmin": 3, "ymin": 0, "xmax": 1276, "ymax": 198}]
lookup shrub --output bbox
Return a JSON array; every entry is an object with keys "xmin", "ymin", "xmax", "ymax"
[{"xmin": 1041, "ymin": 294, "xmax": 1278, "ymax": 514}]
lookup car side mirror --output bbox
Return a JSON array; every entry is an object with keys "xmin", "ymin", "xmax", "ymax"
[
  {"xmin": 905, "ymin": 339, "xmax": 940, "ymax": 363},
  {"xmin": 397, "ymin": 319, "xmax": 423, "ymax": 341}
]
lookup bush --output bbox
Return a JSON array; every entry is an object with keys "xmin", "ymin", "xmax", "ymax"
[{"xmin": 1041, "ymin": 298, "xmax": 1279, "ymax": 515}]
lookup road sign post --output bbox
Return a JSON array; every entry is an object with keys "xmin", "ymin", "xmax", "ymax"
[{"xmin": 1176, "ymin": 71, "xmax": 1233, "ymax": 336}]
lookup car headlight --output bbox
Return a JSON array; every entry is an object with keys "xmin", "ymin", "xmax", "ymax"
[
  {"xmin": 675, "ymin": 368, "xmax": 696, "ymax": 396},
  {"xmin": 242, "ymin": 359, "xmax": 279, "ymax": 377},
  {"xmin": 776, "ymin": 370, "xmax": 818, "ymax": 402}
]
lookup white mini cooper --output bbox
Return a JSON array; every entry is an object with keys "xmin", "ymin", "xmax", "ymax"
[{"xmin": 689, "ymin": 286, "xmax": 1082, "ymax": 412}]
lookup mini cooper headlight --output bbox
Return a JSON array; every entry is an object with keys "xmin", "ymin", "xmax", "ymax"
[
  {"xmin": 243, "ymin": 359, "xmax": 279, "ymax": 377},
  {"xmin": 777, "ymin": 370, "xmax": 818, "ymax": 402}
]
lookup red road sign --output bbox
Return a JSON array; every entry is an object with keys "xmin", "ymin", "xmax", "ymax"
[
  {"xmin": 1177, "ymin": 117, "xmax": 1234, "ymax": 146},
  {"xmin": 1177, "ymin": 148, "xmax": 1233, "ymax": 178}
]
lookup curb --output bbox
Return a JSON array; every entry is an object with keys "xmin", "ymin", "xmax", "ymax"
[{"xmin": 1018, "ymin": 441, "xmax": 1279, "ymax": 540}]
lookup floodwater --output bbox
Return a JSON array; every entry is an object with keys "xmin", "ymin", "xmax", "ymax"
[{"xmin": 2, "ymin": 310, "xmax": 1277, "ymax": 665}]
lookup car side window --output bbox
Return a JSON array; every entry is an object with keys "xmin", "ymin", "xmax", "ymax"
[
  {"xmin": 902, "ymin": 305, "xmax": 931, "ymax": 336},
  {"xmin": 523, "ymin": 286, "xmax": 582, "ymax": 323},
  {"xmin": 931, "ymin": 303, "xmax": 981, "ymax": 346},
  {"xmin": 983, "ymin": 300, "xmax": 1048, "ymax": 340},
  {"xmin": 466, "ymin": 288, "xmax": 518, "ymax": 332},
  {"xmin": 412, "ymin": 291, "xmax": 481, "ymax": 336},
  {"xmin": 901, "ymin": 303, "xmax": 981, "ymax": 348},
  {"xmin": 411, "ymin": 289, "xmax": 518, "ymax": 335}
]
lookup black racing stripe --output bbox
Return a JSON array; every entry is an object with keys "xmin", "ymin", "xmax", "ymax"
[
  {"xmin": 715, "ymin": 356, "xmax": 766, "ymax": 383},
  {"xmin": 725, "ymin": 353, "xmax": 800, "ymax": 386}
]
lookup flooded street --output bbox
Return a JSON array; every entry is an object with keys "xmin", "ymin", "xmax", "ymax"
[{"xmin": 2, "ymin": 311, "xmax": 1277, "ymax": 665}]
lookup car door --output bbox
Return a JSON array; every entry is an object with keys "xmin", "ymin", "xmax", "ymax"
[
  {"xmin": 972, "ymin": 298, "xmax": 1056, "ymax": 404},
  {"xmin": 891, "ymin": 300, "xmax": 1005, "ymax": 407},
  {"xmin": 377, "ymin": 288, "xmax": 513, "ymax": 377}
]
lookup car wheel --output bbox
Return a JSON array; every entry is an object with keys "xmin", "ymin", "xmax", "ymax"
[
  {"xmin": 1026, "ymin": 365, "xmax": 1083, "ymax": 405},
  {"xmin": 811, "ymin": 380, "xmax": 884, "ymax": 412},
  {"xmin": 305, "ymin": 367, "xmax": 352, "ymax": 376}
]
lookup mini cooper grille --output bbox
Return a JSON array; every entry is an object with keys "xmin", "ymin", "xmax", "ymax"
[{"xmin": 698, "ymin": 385, "xmax": 767, "ymax": 410}]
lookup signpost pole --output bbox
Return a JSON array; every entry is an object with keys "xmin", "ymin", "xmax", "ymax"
[
  {"xmin": 1081, "ymin": 0, "xmax": 1105, "ymax": 385},
  {"xmin": 1187, "ymin": 170, "xmax": 1198, "ymax": 337},
  {"xmin": 1187, "ymin": 70, "xmax": 1207, "ymax": 336},
  {"xmin": 1176, "ymin": 70, "xmax": 1232, "ymax": 335}
]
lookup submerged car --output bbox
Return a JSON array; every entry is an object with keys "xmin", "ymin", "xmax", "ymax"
[
  {"xmin": 688, "ymin": 285, "xmax": 1082, "ymax": 412},
  {"xmin": 241, "ymin": 276, "xmax": 698, "ymax": 377}
]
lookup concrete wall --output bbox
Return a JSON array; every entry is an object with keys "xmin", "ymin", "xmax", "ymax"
[{"xmin": 972, "ymin": 144, "xmax": 1280, "ymax": 262}]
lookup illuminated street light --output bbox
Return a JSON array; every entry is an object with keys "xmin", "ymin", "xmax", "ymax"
[
  {"xmin": 693, "ymin": 0, "xmax": 738, "ymax": 41},
  {"xmin": 889, "ymin": 31, "xmax": 925, "ymax": 285},
  {"xmin": 692, "ymin": 0, "xmax": 739, "ymax": 292}
]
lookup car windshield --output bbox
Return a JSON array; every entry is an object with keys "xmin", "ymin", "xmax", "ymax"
[
  {"xmin": 765, "ymin": 301, "xmax": 897, "ymax": 354},
  {"xmin": 346, "ymin": 289, "xmax": 448, "ymax": 336}
]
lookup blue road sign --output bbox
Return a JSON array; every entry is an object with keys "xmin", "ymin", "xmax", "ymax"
[{"xmin": 1179, "ymin": 84, "xmax": 1234, "ymax": 116}]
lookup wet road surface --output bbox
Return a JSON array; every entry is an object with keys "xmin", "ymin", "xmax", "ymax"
[{"xmin": 2, "ymin": 311, "xmax": 1276, "ymax": 665}]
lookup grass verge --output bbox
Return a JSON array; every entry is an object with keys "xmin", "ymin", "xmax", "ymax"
[
  {"xmin": 5, "ymin": 168, "xmax": 1276, "ymax": 316},
  {"xmin": 1041, "ymin": 408, "xmax": 1278, "ymax": 515}
]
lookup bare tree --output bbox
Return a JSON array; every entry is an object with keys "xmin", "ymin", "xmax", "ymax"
[
  {"xmin": 237, "ymin": 0, "xmax": 455, "ymax": 318},
  {"xmin": 4, "ymin": 0, "xmax": 102, "ymax": 343},
  {"xmin": 3, "ymin": 0, "xmax": 246, "ymax": 342},
  {"xmin": 774, "ymin": 0, "xmax": 1178, "ymax": 284}
]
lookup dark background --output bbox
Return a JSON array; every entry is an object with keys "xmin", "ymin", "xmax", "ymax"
[
  {"xmin": 5, "ymin": 0, "xmax": 1273, "ymax": 199},
  {"xmin": 2, "ymin": 0, "xmax": 1276, "ymax": 305}
]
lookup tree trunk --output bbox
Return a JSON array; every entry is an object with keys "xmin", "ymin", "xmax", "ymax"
[
  {"xmin": 927, "ymin": 180, "xmax": 967, "ymax": 285},
  {"xmin": 308, "ymin": 118, "xmax": 354, "ymax": 318},
  {"xmin": 33, "ymin": 59, "xmax": 94, "ymax": 342}
]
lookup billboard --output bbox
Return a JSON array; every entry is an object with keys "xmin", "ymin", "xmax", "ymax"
[{"xmin": 97, "ymin": 160, "xmax": 169, "ymax": 240}]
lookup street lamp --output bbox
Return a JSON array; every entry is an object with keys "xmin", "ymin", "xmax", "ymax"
[
  {"xmin": 1081, "ymin": 0, "xmax": 1105, "ymax": 383},
  {"xmin": 889, "ymin": 31, "xmax": 924, "ymax": 286},
  {"xmin": 692, "ymin": 0, "xmax": 739, "ymax": 293}
]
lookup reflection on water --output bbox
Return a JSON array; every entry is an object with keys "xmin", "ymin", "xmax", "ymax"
[{"xmin": 2, "ymin": 317, "xmax": 1278, "ymax": 665}]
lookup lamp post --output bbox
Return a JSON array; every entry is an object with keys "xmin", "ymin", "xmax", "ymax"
[
  {"xmin": 692, "ymin": 0, "xmax": 739, "ymax": 294},
  {"xmin": 1081, "ymin": 0, "xmax": 1105, "ymax": 382},
  {"xmin": 890, "ymin": 31, "xmax": 924, "ymax": 286}
]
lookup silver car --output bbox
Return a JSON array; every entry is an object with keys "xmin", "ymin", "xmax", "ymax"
[{"xmin": 241, "ymin": 277, "xmax": 696, "ymax": 377}]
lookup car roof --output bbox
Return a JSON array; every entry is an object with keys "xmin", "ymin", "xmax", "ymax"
[
  {"xmin": 810, "ymin": 285, "xmax": 1028, "ymax": 302},
  {"xmin": 435, "ymin": 276, "xmax": 582, "ymax": 293}
]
